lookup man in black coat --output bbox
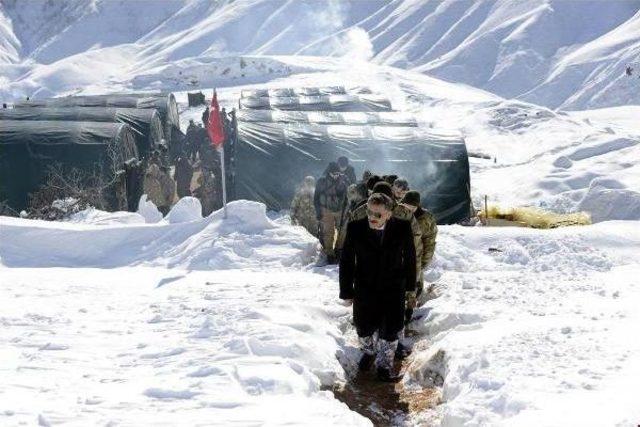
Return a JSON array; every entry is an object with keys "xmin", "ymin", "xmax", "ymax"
[{"xmin": 339, "ymin": 193, "xmax": 416, "ymax": 381}]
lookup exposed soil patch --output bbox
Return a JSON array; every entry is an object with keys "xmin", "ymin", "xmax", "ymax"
[{"xmin": 330, "ymin": 358, "xmax": 440, "ymax": 426}]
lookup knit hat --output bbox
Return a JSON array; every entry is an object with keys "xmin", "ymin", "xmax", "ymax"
[
  {"xmin": 383, "ymin": 174, "xmax": 398, "ymax": 185},
  {"xmin": 326, "ymin": 162, "xmax": 340, "ymax": 174},
  {"xmin": 401, "ymin": 190, "xmax": 421, "ymax": 207},
  {"xmin": 366, "ymin": 175, "xmax": 383, "ymax": 191},
  {"xmin": 393, "ymin": 178, "xmax": 409, "ymax": 191},
  {"xmin": 372, "ymin": 181, "xmax": 393, "ymax": 200},
  {"xmin": 337, "ymin": 156, "xmax": 349, "ymax": 168}
]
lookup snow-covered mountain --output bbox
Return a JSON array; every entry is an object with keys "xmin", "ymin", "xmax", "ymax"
[{"xmin": 1, "ymin": 0, "xmax": 639, "ymax": 109}]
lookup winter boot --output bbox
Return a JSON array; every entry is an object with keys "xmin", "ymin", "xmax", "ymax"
[
  {"xmin": 375, "ymin": 339, "xmax": 399, "ymax": 381},
  {"xmin": 395, "ymin": 341, "xmax": 412, "ymax": 360},
  {"xmin": 358, "ymin": 335, "xmax": 376, "ymax": 370},
  {"xmin": 358, "ymin": 353, "xmax": 375, "ymax": 371},
  {"xmin": 376, "ymin": 367, "xmax": 403, "ymax": 383}
]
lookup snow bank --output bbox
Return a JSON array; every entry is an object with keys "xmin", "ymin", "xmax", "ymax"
[
  {"xmin": 67, "ymin": 208, "xmax": 146, "ymax": 225},
  {"xmin": 165, "ymin": 196, "xmax": 202, "ymax": 223},
  {"xmin": 407, "ymin": 222, "xmax": 640, "ymax": 426},
  {"xmin": 0, "ymin": 198, "xmax": 367, "ymax": 426},
  {"xmin": 0, "ymin": 200, "xmax": 318, "ymax": 269},
  {"xmin": 136, "ymin": 194, "xmax": 163, "ymax": 223}
]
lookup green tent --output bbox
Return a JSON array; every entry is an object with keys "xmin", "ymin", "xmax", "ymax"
[
  {"xmin": 239, "ymin": 94, "xmax": 393, "ymax": 112},
  {"xmin": 0, "ymin": 120, "xmax": 139, "ymax": 212},
  {"xmin": 14, "ymin": 93, "xmax": 179, "ymax": 145},
  {"xmin": 0, "ymin": 107, "xmax": 163, "ymax": 158},
  {"xmin": 233, "ymin": 121, "xmax": 471, "ymax": 224}
]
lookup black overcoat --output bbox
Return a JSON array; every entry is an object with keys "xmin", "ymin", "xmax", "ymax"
[{"xmin": 339, "ymin": 216, "xmax": 416, "ymax": 340}]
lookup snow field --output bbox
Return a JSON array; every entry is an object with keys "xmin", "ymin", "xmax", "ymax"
[
  {"xmin": 3, "ymin": 201, "xmax": 640, "ymax": 425},
  {"xmin": 406, "ymin": 222, "xmax": 640, "ymax": 426},
  {"xmin": 0, "ymin": 201, "xmax": 370, "ymax": 426}
]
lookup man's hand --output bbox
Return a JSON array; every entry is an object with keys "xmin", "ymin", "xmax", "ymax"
[{"xmin": 340, "ymin": 299, "xmax": 353, "ymax": 306}]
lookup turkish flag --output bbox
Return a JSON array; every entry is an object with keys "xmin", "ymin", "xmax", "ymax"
[{"xmin": 207, "ymin": 90, "xmax": 225, "ymax": 148}]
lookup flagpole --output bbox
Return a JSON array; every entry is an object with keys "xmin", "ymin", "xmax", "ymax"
[{"xmin": 218, "ymin": 145, "xmax": 228, "ymax": 219}]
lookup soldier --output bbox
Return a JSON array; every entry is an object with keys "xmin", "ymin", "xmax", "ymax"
[
  {"xmin": 202, "ymin": 106, "xmax": 210, "ymax": 128},
  {"xmin": 158, "ymin": 165, "xmax": 176, "ymax": 214},
  {"xmin": 314, "ymin": 162, "xmax": 348, "ymax": 263},
  {"xmin": 149, "ymin": 149, "xmax": 162, "ymax": 167},
  {"xmin": 143, "ymin": 163, "xmax": 165, "ymax": 215},
  {"xmin": 401, "ymin": 191, "xmax": 437, "ymax": 322},
  {"xmin": 337, "ymin": 156, "xmax": 357, "ymax": 185},
  {"xmin": 340, "ymin": 193, "xmax": 416, "ymax": 382},
  {"xmin": 185, "ymin": 119, "xmax": 199, "ymax": 161},
  {"xmin": 392, "ymin": 178, "xmax": 409, "ymax": 202},
  {"xmin": 193, "ymin": 170, "xmax": 218, "ymax": 216},
  {"xmin": 335, "ymin": 182, "xmax": 368, "ymax": 259},
  {"xmin": 290, "ymin": 176, "xmax": 318, "ymax": 236},
  {"xmin": 174, "ymin": 155, "xmax": 194, "ymax": 199},
  {"xmin": 383, "ymin": 174, "xmax": 398, "ymax": 186}
]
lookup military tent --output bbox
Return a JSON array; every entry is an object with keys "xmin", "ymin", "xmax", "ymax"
[
  {"xmin": 232, "ymin": 121, "xmax": 471, "ymax": 223},
  {"xmin": 239, "ymin": 94, "xmax": 393, "ymax": 112},
  {"xmin": 0, "ymin": 120, "xmax": 139, "ymax": 212},
  {"xmin": 0, "ymin": 107, "xmax": 163, "ymax": 158},
  {"xmin": 240, "ymin": 86, "xmax": 346, "ymax": 98},
  {"xmin": 14, "ymin": 93, "xmax": 179, "ymax": 144},
  {"xmin": 236, "ymin": 110, "xmax": 418, "ymax": 127}
]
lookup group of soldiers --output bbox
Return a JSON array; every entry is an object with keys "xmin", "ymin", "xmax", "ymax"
[
  {"xmin": 142, "ymin": 108, "xmax": 234, "ymax": 216},
  {"xmin": 290, "ymin": 157, "xmax": 438, "ymax": 381}
]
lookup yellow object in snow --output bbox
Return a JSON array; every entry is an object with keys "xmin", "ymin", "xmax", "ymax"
[{"xmin": 480, "ymin": 205, "xmax": 591, "ymax": 229}]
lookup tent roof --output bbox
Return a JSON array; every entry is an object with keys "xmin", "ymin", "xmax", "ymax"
[
  {"xmin": 239, "ymin": 94, "xmax": 393, "ymax": 112},
  {"xmin": 236, "ymin": 110, "xmax": 418, "ymax": 126}
]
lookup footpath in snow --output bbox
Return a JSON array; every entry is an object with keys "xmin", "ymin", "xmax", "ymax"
[{"xmin": 2, "ymin": 200, "xmax": 640, "ymax": 426}]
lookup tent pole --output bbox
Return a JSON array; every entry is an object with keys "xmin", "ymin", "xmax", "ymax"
[{"xmin": 219, "ymin": 145, "xmax": 228, "ymax": 219}]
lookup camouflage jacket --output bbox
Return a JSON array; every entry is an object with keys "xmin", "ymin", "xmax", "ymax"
[
  {"xmin": 314, "ymin": 175, "xmax": 348, "ymax": 213},
  {"xmin": 414, "ymin": 207, "xmax": 437, "ymax": 268},
  {"xmin": 143, "ymin": 164, "xmax": 166, "ymax": 207},
  {"xmin": 290, "ymin": 189, "xmax": 318, "ymax": 235}
]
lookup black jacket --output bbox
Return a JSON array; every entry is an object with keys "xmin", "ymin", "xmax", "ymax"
[{"xmin": 339, "ymin": 216, "xmax": 416, "ymax": 300}]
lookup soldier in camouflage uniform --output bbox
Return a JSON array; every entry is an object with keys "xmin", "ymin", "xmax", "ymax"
[
  {"xmin": 401, "ymin": 191, "xmax": 437, "ymax": 296},
  {"xmin": 392, "ymin": 178, "xmax": 409, "ymax": 202},
  {"xmin": 314, "ymin": 162, "xmax": 348, "ymax": 263},
  {"xmin": 193, "ymin": 170, "xmax": 218, "ymax": 216},
  {"xmin": 290, "ymin": 176, "xmax": 318, "ymax": 236},
  {"xmin": 335, "ymin": 182, "xmax": 368, "ymax": 258},
  {"xmin": 143, "ymin": 162, "xmax": 167, "ymax": 215}
]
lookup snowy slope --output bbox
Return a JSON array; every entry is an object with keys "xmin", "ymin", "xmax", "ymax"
[{"xmin": 1, "ymin": 0, "xmax": 639, "ymax": 108}]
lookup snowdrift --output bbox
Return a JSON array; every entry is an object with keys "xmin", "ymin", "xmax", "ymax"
[{"xmin": 0, "ymin": 200, "xmax": 318, "ymax": 270}]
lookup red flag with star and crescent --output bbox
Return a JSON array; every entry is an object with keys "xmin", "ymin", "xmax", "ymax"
[{"xmin": 207, "ymin": 90, "xmax": 225, "ymax": 148}]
